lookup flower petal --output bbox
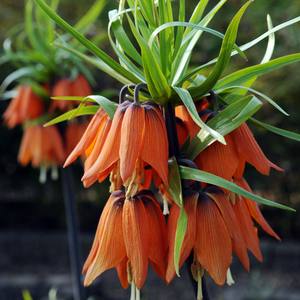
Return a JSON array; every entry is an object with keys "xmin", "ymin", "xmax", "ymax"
[
  {"xmin": 234, "ymin": 177, "xmax": 280, "ymax": 240},
  {"xmin": 231, "ymin": 196, "xmax": 263, "ymax": 262},
  {"xmin": 166, "ymin": 189, "xmax": 197, "ymax": 283},
  {"xmin": 194, "ymin": 193, "xmax": 232, "ymax": 286},
  {"xmin": 84, "ymin": 191, "xmax": 126, "ymax": 286},
  {"xmin": 123, "ymin": 196, "xmax": 150, "ymax": 290},
  {"xmin": 120, "ymin": 102, "xmax": 145, "ymax": 183}
]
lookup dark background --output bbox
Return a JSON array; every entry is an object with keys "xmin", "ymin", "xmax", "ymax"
[{"xmin": 0, "ymin": 0, "xmax": 299, "ymax": 299}]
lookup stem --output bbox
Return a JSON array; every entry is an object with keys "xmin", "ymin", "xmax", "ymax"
[
  {"xmin": 163, "ymin": 101, "xmax": 181, "ymax": 159},
  {"xmin": 130, "ymin": 281, "xmax": 136, "ymax": 300},
  {"xmin": 134, "ymin": 83, "xmax": 148, "ymax": 104},
  {"xmin": 209, "ymin": 90, "xmax": 219, "ymax": 111},
  {"xmin": 61, "ymin": 166, "xmax": 85, "ymax": 300}
]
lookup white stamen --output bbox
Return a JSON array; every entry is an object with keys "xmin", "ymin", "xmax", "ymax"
[{"xmin": 226, "ymin": 267, "xmax": 235, "ymax": 286}]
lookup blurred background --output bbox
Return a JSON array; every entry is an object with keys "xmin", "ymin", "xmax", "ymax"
[{"xmin": 0, "ymin": 0, "xmax": 299, "ymax": 299}]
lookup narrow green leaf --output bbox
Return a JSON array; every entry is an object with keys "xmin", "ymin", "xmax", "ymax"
[
  {"xmin": 249, "ymin": 118, "xmax": 300, "ymax": 142},
  {"xmin": 215, "ymin": 54, "xmax": 300, "ymax": 91},
  {"xmin": 44, "ymin": 106, "xmax": 99, "ymax": 126},
  {"xmin": 22, "ymin": 289, "xmax": 33, "ymax": 300},
  {"xmin": 174, "ymin": 207, "xmax": 188, "ymax": 276},
  {"xmin": 179, "ymin": 166, "xmax": 295, "ymax": 211},
  {"xmin": 84, "ymin": 95, "xmax": 117, "ymax": 120},
  {"xmin": 51, "ymin": 43, "xmax": 133, "ymax": 85},
  {"xmin": 34, "ymin": 0, "xmax": 141, "ymax": 84},
  {"xmin": 127, "ymin": 15, "xmax": 171, "ymax": 105},
  {"xmin": 186, "ymin": 95, "xmax": 262, "ymax": 160},
  {"xmin": 138, "ymin": 0, "xmax": 156, "ymax": 28},
  {"xmin": 217, "ymin": 85, "xmax": 288, "ymax": 116},
  {"xmin": 163, "ymin": 157, "xmax": 183, "ymax": 207},
  {"xmin": 173, "ymin": 86, "xmax": 226, "ymax": 144},
  {"xmin": 261, "ymin": 14, "xmax": 275, "ymax": 64},
  {"xmin": 0, "ymin": 66, "xmax": 37, "ymax": 94},
  {"xmin": 187, "ymin": 1, "xmax": 253, "ymax": 100}
]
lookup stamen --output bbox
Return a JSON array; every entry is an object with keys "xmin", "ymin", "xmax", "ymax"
[
  {"xmin": 124, "ymin": 158, "xmax": 140, "ymax": 199},
  {"xmin": 226, "ymin": 267, "xmax": 235, "ymax": 286},
  {"xmin": 39, "ymin": 164, "xmax": 47, "ymax": 184},
  {"xmin": 51, "ymin": 163, "xmax": 59, "ymax": 181},
  {"xmin": 109, "ymin": 161, "xmax": 122, "ymax": 192}
]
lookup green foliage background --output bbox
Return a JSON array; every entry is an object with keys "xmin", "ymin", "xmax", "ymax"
[{"xmin": 0, "ymin": 0, "xmax": 299, "ymax": 239}]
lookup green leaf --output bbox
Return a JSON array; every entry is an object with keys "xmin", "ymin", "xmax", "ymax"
[
  {"xmin": 0, "ymin": 66, "xmax": 37, "ymax": 95},
  {"xmin": 186, "ymin": 95, "xmax": 262, "ymax": 160},
  {"xmin": 34, "ymin": 0, "xmax": 141, "ymax": 84},
  {"xmin": 84, "ymin": 95, "xmax": 117, "ymax": 120},
  {"xmin": 179, "ymin": 166, "xmax": 295, "ymax": 211},
  {"xmin": 44, "ymin": 106, "xmax": 99, "ymax": 126},
  {"xmin": 51, "ymin": 43, "xmax": 133, "ymax": 85},
  {"xmin": 172, "ymin": 86, "xmax": 226, "ymax": 144},
  {"xmin": 163, "ymin": 157, "xmax": 183, "ymax": 207},
  {"xmin": 187, "ymin": 1, "xmax": 253, "ymax": 100},
  {"xmin": 214, "ymin": 54, "xmax": 300, "ymax": 91},
  {"xmin": 127, "ymin": 15, "xmax": 171, "ymax": 105},
  {"xmin": 218, "ymin": 85, "xmax": 288, "ymax": 116},
  {"xmin": 174, "ymin": 206, "xmax": 188, "ymax": 276},
  {"xmin": 261, "ymin": 14, "xmax": 275, "ymax": 64},
  {"xmin": 249, "ymin": 118, "xmax": 300, "ymax": 142},
  {"xmin": 22, "ymin": 289, "xmax": 33, "ymax": 300}
]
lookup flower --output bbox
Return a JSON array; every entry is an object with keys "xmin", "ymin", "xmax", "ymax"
[
  {"xmin": 18, "ymin": 124, "xmax": 65, "ymax": 173},
  {"xmin": 191, "ymin": 109, "xmax": 283, "ymax": 183},
  {"xmin": 82, "ymin": 190, "xmax": 167, "ymax": 290},
  {"xmin": 166, "ymin": 187, "xmax": 234, "ymax": 286},
  {"xmin": 3, "ymin": 84, "xmax": 44, "ymax": 128},
  {"xmin": 81, "ymin": 101, "xmax": 169, "ymax": 194},
  {"xmin": 50, "ymin": 74, "xmax": 92, "ymax": 112}
]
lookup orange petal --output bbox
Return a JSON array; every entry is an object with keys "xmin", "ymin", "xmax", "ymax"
[
  {"xmin": 115, "ymin": 256, "xmax": 130, "ymax": 289},
  {"xmin": 194, "ymin": 133, "xmax": 240, "ymax": 183},
  {"xmin": 64, "ymin": 107, "xmax": 108, "ymax": 167},
  {"xmin": 230, "ymin": 123, "xmax": 282, "ymax": 175},
  {"xmin": 176, "ymin": 117, "xmax": 188, "ymax": 148},
  {"xmin": 84, "ymin": 191, "xmax": 126, "ymax": 286},
  {"xmin": 123, "ymin": 196, "xmax": 150, "ymax": 290},
  {"xmin": 50, "ymin": 78, "xmax": 72, "ymax": 112},
  {"xmin": 166, "ymin": 189, "xmax": 197, "ymax": 283},
  {"xmin": 206, "ymin": 187, "xmax": 249, "ymax": 272},
  {"xmin": 139, "ymin": 191, "xmax": 167, "ymax": 279},
  {"xmin": 231, "ymin": 195, "xmax": 263, "ymax": 262},
  {"xmin": 84, "ymin": 117, "xmax": 112, "ymax": 172},
  {"xmin": 140, "ymin": 103, "xmax": 169, "ymax": 187},
  {"xmin": 71, "ymin": 74, "xmax": 92, "ymax": 97},
  {"xmin": 233, "ymin": 157, "xmax": 246, "ymax": 180},
  {"xmin": 234, "ymin": 177, "xmax": 280, "ymax": 240},
  {"xmin": 119, "ymin": 102, "xmax": 145, "ymax": 182},
  {"xmin": 194, "ymin": 193, "xmax": 232, "ymax": 286},
  {"xmin": 82, "ymin": 102, "xmax": 129, "ymax": 186},
  {"xmin": 18, "ymin": 126, "xmax": 36, "ymax": 166}
]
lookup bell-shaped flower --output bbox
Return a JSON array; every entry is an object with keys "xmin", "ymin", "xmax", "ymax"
[
  {"xmin": 82, "ymin": 190, "xmax": 167, "ymax": 290},
  {"xmin": 3, "ymin": 84, "xmax": 44, "ymax": 128},
  {"xmin": 81, "ymin": 101, "xmax": 169, "ymax": 195},
  {"xmin": 191, "ymin": 109, "xmax": 283, "ymax": 183},
  {"xmin": 166, "ymin": 187, "xmax": 235, "ymax": 286},
  {"xmin": 50, "ymin": 74, "xmax": 92, "ymax": 112}
]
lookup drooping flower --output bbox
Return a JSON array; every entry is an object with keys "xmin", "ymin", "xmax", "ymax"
[
  {"xmin": 82, "ymin": 190, "xmax": 167, "ymax": 290},
  {"xmin": 18, "ymin": 124, "xmax": 65, "ymax": 182},
  {"xmin": 81, "ymin": 101, "xmax": 169, "ymax": 194},
  {"xmin": 191, "ymin": 109, "xmax": 283, "ymax": 183},
  {"xmin": 50, "ymin": 74, "xmax": 92, "ymax": 112},
  {"xmin": 3, "ymin": 84, "xmax": 44, "ymax": 128}
]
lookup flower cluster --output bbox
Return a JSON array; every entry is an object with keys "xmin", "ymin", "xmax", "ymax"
[
  {"xmin": 3, "ymin": 74, "xmax": 92, "ymax": 182},
  {"xmin": 65, "ymin": 87, "xmax": 282, "ymax": 296}
]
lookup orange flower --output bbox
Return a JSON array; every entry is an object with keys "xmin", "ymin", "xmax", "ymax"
[
  {"xmin": 81, "ymin": 101, "xmax": 169, "ymax": 193},
  {"xmin": 3, "ymin": 84, "xmax": 44, "ymax": 128},
  {"xmin": 175, "ymin": 98, "xmax": 210, "ymax": 133},
  {"xmin": 18, "ymin": 124, "xmax": 65, "ymax": 169},
  {"xmin": 191, "ymin": 109, "xmax": 283, "ymax": 183},
  {"xmin": 82, "ymin": 190, "xmax": 167, "ymax": 290},
  {"xmin": 50, "ymin": 74, "xmax": 92, "ymax": 112},
  {"xmin": 166, "ymin": 187, "xmax": 234, "ymax": 286},
  {"xmin": 64, "ymin": 107, "xmax": 111, "ymax": 167}
]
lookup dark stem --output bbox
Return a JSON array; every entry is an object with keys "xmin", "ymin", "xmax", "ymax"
[
  {"xmin": 119, "ymin": 84, "xmax": 135, "ymax": 104},
  {"xmin": 163, "ymin": 101, "xmax": 181, "ymax": 159},
  {"xmin": 61, "ymin": 166, "xmax": 85, "ymax": 300},
  {"xmin": 209, "ymin": 90, "xmax": 219, "ymax": 111},
  {"xmin": 134, "ymin": 83, "xmax": 148, "ymax": 104}
]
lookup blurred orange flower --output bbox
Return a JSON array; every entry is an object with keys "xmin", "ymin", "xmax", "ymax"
[{"xmin": 3, "ymin": 84, "xmax": 44, "ymax": 128}]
